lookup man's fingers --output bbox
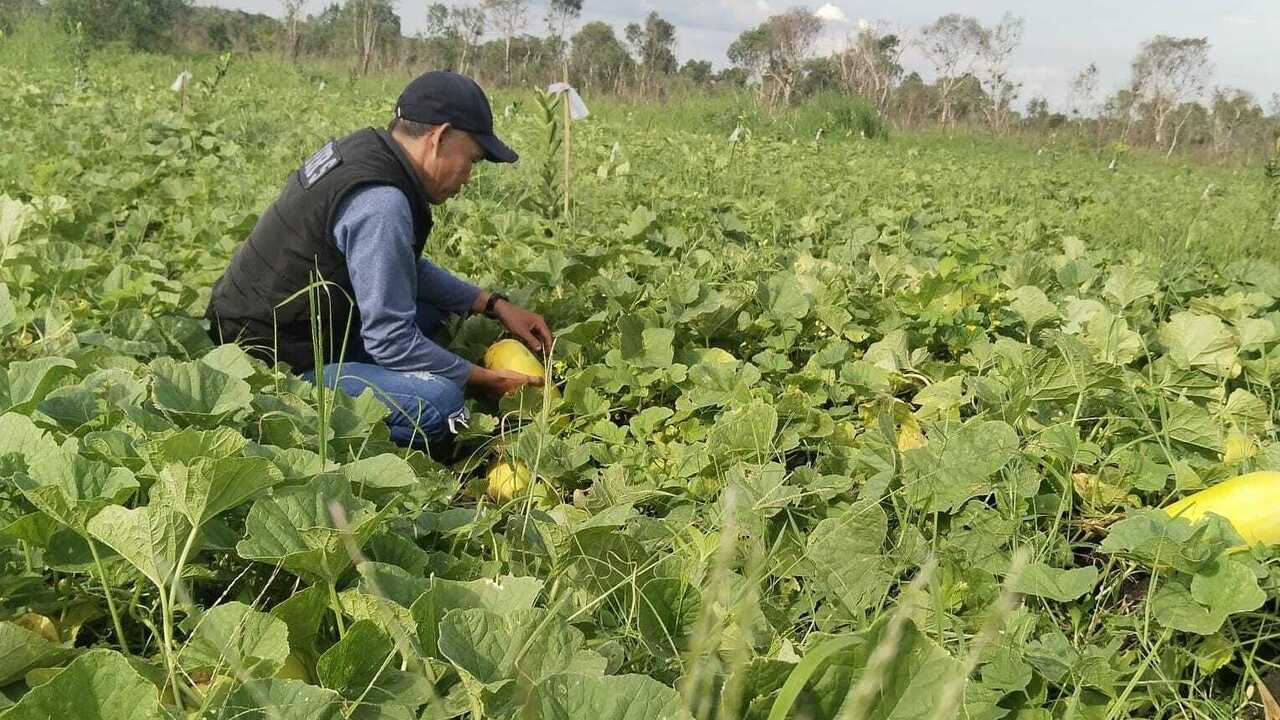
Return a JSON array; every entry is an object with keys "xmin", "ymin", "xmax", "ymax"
[
  {"xmin": 516, "ymin": 327, "xmax": 543, "ymax": 353},
  {"xmin": 533, "ymin": 319, "xmax": 555, "ymax": 347}
]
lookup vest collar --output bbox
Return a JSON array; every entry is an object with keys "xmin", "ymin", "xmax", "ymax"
[{"xmin": 373, "ymin": 128, "xmax": 434, "ymax": 211}]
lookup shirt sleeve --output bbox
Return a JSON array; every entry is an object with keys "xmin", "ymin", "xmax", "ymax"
[
  {"xmin": 332, "ymin": 185, "xmax": 474, "ymax": 386},
  {"xmin": 417, "ymin": 258, "xmax": 482, "ymax": 315}
]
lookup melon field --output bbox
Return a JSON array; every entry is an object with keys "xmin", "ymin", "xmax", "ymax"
[{"xmin": 2, "ymin": 42, "xmax": 1280, "ymax": 720}]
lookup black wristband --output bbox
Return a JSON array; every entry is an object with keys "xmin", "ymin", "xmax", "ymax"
[{"xmin": 484, "ymin": 292, "xmax": 509, "ymax": 318}]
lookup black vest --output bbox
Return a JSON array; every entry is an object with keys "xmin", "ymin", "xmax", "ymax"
[{"xmin": 206, "ymin": 128, "xmax": 433, "ymax": 371}]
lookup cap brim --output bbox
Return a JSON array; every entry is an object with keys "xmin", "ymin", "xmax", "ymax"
[{"xmin": 474, "ymin": 132, "xmax": 518, "ymax": 163}]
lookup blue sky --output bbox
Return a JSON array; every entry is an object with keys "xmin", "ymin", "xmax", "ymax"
[{"xmin": 208, "ymin": 0, "xmax": 1278, "ymax": 110}]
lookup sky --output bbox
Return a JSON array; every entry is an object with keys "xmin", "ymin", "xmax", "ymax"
[{"xmin": 207, "ymin": 0, "xmax": 1279, "ymax": 110}]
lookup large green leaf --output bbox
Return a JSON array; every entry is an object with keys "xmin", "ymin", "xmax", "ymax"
[
  {"xmin": 0, "ymin": 621, "xmax": 74, "ymax": 687},
  {"xmin": 86, "ymin": 502, "xmax": 187, "ymax": 590},
  {"xmin": 150, "ymin": 358, "xmax": 253, "ymax": 425},
  {"xmin": 236, "ymin": 474, "xmax": 386, "ymax": 582},
  {"xmin": 153, "ymin": 455, "xmax": 283, "ymax": 527},
  {"xmin": 523, "ymin": 673, "xmax": 689, "ymax": 720},
  {"xmin": 1157, "ymin": 312, "xmax": 1240, "ymax": 378},
  {"xmin": 1, "ymin": 357, "xmax": 76, "ymax": 415},
  {"xmin": 200, "ymin": 678, "xmax": 344, "ymax": 720},
  {"xmin": 1008, "ymin": 562, "xmax": 1099, "ymax": 603},
  {"xmin": 5, "ymin": 414, "xmax": 137, "ymax": 533},
  {"xmin": 438, "ymin": 608, "xmax": 606, "ymax": 687},
  {"xmin": 180, "ymin": 602, "xmax": 291, "ymax": 678},
  {"xmin": 316, "ymin": 620, "xmax": 396, "ymax": 697},
  {"xmin": 0, "ymin": 650, "xmax": 164, "ymax": 720},
  {"xmin": 902, "ymin": 419, "xmax": 1020, "ymax": 512},
  {"xmin": 775, "ymin": 618, "xmax": 964, "ymax": 720},
  {"xmin": 803, "ymin": 500, "xmax": 890, "ymax": 616}
]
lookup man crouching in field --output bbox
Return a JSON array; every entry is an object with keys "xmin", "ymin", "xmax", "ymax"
[{"xmin": 206, "ymin": 71, "xmax": 552, "ymax": 450}]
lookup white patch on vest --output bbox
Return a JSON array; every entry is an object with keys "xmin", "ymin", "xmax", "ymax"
[{"xmin": 300, "ymin": 140, "xmax": 342, "ymax": 189}]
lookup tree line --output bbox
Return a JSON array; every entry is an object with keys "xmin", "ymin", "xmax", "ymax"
[{"xmin": 3, "ymin": 0, "xmax": 1276, "ymax": 163}]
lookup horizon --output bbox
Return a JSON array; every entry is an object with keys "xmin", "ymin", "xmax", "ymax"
[{"xmin": 202, "ymin": 0, "xmax": 1277, "ymax": 113}]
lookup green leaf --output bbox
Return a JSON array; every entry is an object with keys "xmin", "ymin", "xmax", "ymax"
[
  {"xmin": 0, "ymin": 282, "xmax": 16, "ymax": 331},
  {"xmin": 141, "ymin": 427, "xmax": 247, "ymax": 468},
  {"xmin": 1103, "ymin": 267, "xmax": 1158, "ymax": 308},
  {"xmin": 86, "ymin": 502, "xmax": 187, "ymax": 590},
  {"xmin": 316, "ymin": 620, "xmax": 395, "ymax": 698},
  {"xmin": 154, "ymin": 456, "xmax": 282, "ymax": 528},
  {"xmin": 768, "ymin": 618, "xmax": 963, "ymax": 720},
  {"xmin": 903, "ymin": 419, "xmax": 1020, "ymax": 512},
  {"xmin": 0, "ymin": 650, "xmax": 165, "ymax": 720},
  {"xmin": 0, "ymin": 621, "xmax": 74, "ymax": 686},
  {"xmin": 804, "ymin": 500, "xmax": 890, "ymax": 616},
  {"xmin": 707, "ymin": 400, "xmax": 778, "ymax": 459},
  {"xmin": 236, "ymin": 474, "xmax": 385, "ymax": 582},
  {"xmin": 1150, "ymin": 559, "xmax": 1267, "ymax": 635},
  {"xmin": 1008, "ymin": 562, "xmax": 1099, "ymax": 602},
  {"xmin": 180, "ymin": 601, "xmax": 291, "ymax": 678},
  {"xmin": 2, "ymin": 357, "xmax": 76, "ymax": 414},
  {"xmin": 523, "ymin": 673, "xmax": 688, "ymax": 720},
  {"xmin": 338, "ymin": 453, "xmax": 416, "ymax": 493},
  {"xmin": 12, "ymin": 431, "xmax": 138, "ymax": 534},
  {"xmin": 200, "ymin": 678, "xmax": 344, "ymax": 720},
  {"xmin": 438, "ymin": 608, "xmax": 605, "ymax": 687},
  {"xmin": 410, "ymin": 575, "xmax": 545, "ymax": 657},
  {"xmin": 150, "ymin": 357, "xmax": 253, "ymax": 425},
  {"xmin": 201, "ymin": 343, "xmax": 257, "ymax": 380},
  {"xmin": 620, "ymin": 318, "xmax": 674, "ymax": 369},
  {"xmin": 271, "ymin": 583, "xmax": 330, "ymax": 651},
  {"xmin": 1157, "ymin": 312, "xmax": 1240, "ymax": 378},
  {"xmin": 1009, "ymin": 286, "xmax": 1058, "ymax": 331}
]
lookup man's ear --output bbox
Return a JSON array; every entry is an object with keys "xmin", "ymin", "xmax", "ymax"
[{"xmin": 426, "ymin": 123, "xmax": 452, "ymax": 156}]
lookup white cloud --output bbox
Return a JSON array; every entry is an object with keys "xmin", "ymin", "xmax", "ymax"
[
  {"xmin": 815, "ymin": 4, "xmax": 848, "ymax": 24},
  {"xmin": 1221, "ymin": 14, "xmax": 1255, "ymax": 26}
]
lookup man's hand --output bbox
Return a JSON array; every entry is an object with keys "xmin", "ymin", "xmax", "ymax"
[
  {"xmin": 494, "ymin": 300, "xmax": 554, "ymax": 355},
  {"xmin": 472, "ymin": 291, "xmax": 555, "ymax": 355},
  {"xmin": 467, "ymin": 365, "xmax": 543, "ymax": 398}
]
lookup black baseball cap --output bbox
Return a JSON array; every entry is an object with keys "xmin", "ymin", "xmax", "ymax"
[{"xmin": 395, "ymin": 71, "xmax": 518, "ymax": 163}]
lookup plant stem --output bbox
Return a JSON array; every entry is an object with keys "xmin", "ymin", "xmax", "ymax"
[
  {"xmin": 157, "ymin": 587, "xmax": 185, "ymax": 714},
  {"xmin": 88, "ymin": 538, "xmax": 130, "ymax": 656},
  {"xmin": 329, "ymin": 579, "xmax": 346, "ymax": 637}
]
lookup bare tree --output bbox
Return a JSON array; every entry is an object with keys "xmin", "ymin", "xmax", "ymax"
[
  {"xmin": 545, "ymin": 0, "xmax": 582, "ymax": 63},
  {"xmin": 915, "ymin": 14, "xmax": 988, "ymax": 127},
  {"xmin": 281, "ymin": 0, "xmax": 304, "ymax": 61},
  {"xmin": 766, "ymin": 8, "xmax": 823, "ymax": 105},
  {"xmin": 1067, "ymin": 63, "xmax": 1100, "ymax": 117},
  {"xmin": 481, "ymin": 0, "xmax": 526, "ymax": 83},
  {"xmin": 355, "ymin": 0, "xmax": 379, "ymax": 74},
  {"xmin": 974, "ymin": 12, "xmax": 1023, "ymax": 133},
  {"xmin": 1130, "ymin": 35, "xmax": 1212, "ymax": 155},
  {"xmin": 451, "ymin": 3, "xmax": 485, "ymax": 77},
  {"xmin": 837, "ymin": 20, "xmax": 905, "ymax": 114}
]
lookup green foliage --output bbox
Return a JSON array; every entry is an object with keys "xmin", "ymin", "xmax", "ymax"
[
  {"xmin": 48, "ymin": 0, "xmax": 188, "ymax": 50},
  {"xmin": 0, "ymin": 47, "xmax": 1278, "ymax": 720}
]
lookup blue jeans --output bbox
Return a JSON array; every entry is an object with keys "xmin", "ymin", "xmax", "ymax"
[{"xmin": 300, "ymin": 303, "xmax": 467, "ymax": 448}]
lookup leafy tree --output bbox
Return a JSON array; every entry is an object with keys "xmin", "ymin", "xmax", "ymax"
[
  {"xmin": 679, "ymin": 59, "xmax": 712, "ymax": 85},
  {"xmin": 570, "ymin": 21, "xmax": 631, "ymax": 92},
  {"xmin": 50, "ymin": 0, "xmax": 188, "ymax": 49},
  {"xmin": 624, "ymin": 10, "xmax": 676, "ymax": 93}
]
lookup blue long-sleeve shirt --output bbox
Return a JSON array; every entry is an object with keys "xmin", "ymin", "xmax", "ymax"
[{"xmin": 332, "ymin": 184, "xmax": 481, "ymax": 386}]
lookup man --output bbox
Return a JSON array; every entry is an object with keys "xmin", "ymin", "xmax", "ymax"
[{"xmin": 206, "ymin": 71, "xmax": 551, "ymax": 449}]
